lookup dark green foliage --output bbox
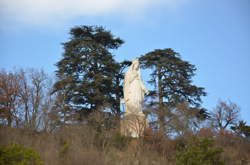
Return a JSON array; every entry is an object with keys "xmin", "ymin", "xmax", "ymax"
[
  {"xmin": 176, "ymin": 137, "xmax": 224, "ymax": 165},
  {"xmin": 0, "ymin": 143, "xmax": 43, "ymax": 165},
  {"xmin": 54, "ymin": 26, "xmax": 124, "ymax": 119},
  {"xmin": 140, "ymin": 49, "xmax": 207, "ymax": 133},
  {"xmin": 231, "ymin": 120, "xmax": 250, "ymax": 138},
  {"xmin": 140, "ymin": 48, "xmax": 206, "ymax": 107}
]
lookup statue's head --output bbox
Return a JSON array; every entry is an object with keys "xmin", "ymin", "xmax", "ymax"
[{"xmin": 132, "ymin": 58, "xmax": 139, "ymax": 71}]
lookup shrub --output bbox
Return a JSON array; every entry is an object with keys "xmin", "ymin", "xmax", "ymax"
[
  {"xmin": 112, "ymin": 133, "xmax": 132, "ymax": 150},
  {"xmin": 59, "ymin": 141, "xmax": 70, "ymax": 157},
  {"xmin": 0, "ymin": 143, "xmax": 43, "ymax": 165},
  {"xmin": 176, "ymin": 137, "xmax": 224, "ymax": 165}
]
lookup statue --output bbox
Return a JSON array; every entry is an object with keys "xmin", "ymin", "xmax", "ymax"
[
  {"xmin": 123, "ymin": 58, "xmax": 149, "ymax": 116},
  {"xmin": 121, "ymin": 58, "xmax": 149, "ymax": 137}
]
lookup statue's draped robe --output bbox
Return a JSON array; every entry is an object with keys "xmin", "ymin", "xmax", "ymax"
[{"xmin": 124, "ymin": 63, "xmax": 147, "ymax": 115}]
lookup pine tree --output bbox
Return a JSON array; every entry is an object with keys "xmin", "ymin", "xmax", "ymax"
[
  {"xmin": 54, "ymin": 26, "xmax": 124, "ymax": 120},
  {"xmin": 140, "ymin": 48, "xmax": 207, "ymax": 133},
  {"xmin": 231, "ymin": 120, "xmax": 250, "ymax": 138}
]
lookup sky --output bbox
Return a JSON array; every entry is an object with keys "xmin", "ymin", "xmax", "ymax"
[{"xmin": 0, "ymin": 0, "xmax": 249, "ymax": 124}]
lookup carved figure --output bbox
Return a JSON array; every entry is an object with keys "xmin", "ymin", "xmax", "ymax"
[{"xmin": 123, "ymin": 58, "xmax": 148, "ymax": 116}]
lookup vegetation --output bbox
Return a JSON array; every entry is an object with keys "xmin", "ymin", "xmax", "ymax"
[
  {"xmin": 231, "ymin": 120, "xmax": 250, "ymax": 138},
  {"xmin": 176, "ymin": 137, "xmax": 224, "ymax": 165},
  {"xmin": 140, "ymin": 49, "xmax": 207, "ymax": 134},
  {"xmin": 0, "ymin": 25, "xmax": 249, "ymax": 164},
  {"xmin": 54, "ymin": 26, "xmax": 125, "ymax": 119},
  {"xmin": 0, "ymin": 143, "xmax": 43, "ymax": 165}
]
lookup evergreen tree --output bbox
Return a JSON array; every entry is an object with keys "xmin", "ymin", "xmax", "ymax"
[
  {"xmin": 140, "ymin": 48, "xmax": 207, "ymax": 133},
  {"xmin": 54, "ymin": 26, "xmax": 124, "ymax": 120},
  {"xmin": 231, "ymin": 120, "xmax": 250, "ymax": 138}
]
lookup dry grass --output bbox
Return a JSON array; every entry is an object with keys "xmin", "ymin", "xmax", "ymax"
[{"xmin": 1, "ymin": 125, "xmax": 250, "ymax": 165}]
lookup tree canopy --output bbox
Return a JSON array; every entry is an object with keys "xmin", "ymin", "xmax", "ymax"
[
  {"xmin": 140, "ymin": 48, "xmax": 206, "ymax": 108},
  {"xmin": 140, "ymin": 48, "xmax": 207, "ymax": 133},
  {"xmin": 54, "ymin": 26, "xmax": 124, "ymax": 119}
]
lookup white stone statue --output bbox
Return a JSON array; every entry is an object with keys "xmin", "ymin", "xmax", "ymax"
[{"xmin": 123, "ymin": 58, "xmax": 149, "ymax": 116}]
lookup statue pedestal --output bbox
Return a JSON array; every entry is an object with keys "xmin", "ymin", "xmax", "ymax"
[{"xmin": 120, "ymin": 113, "xmax": 148, "ymax": 138}]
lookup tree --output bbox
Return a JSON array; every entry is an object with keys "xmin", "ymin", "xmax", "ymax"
[
  {"xmin": 0, "ymin": 69, "xmax": 20, "ymax": 126},
  {"xmin": 29, "ymin": 69, "xmax": 49, "ymax": 130},
  {"xmin": 210, "ymin": 100, "xmax": 240, "ymax": 131},
  {"xmin": 168, "ymin": 102, "xmax": 208, "ymax": 136},
  {"xmin": 111, "ymin": 60, "xmax": 131, "ymax": 116},
  {"xmin": 231, "ymin": 120, "xmax": 250, "ymax": 138},
  {"xmin": 0, "ymin": 68, "xmax": 55, "ymax": 131},
  {"xmin": 140, "ymin": 48, "xmax": 206, "ymax": 133},
  {"xmin": 18, "ymin": 69, "xmax": 31, "ymax": 126},
  {"xmin": 50, "ymin": 90, "xmax": 75, "ymax": 127},
  {"xmin": 17, "ymin": 69, "xmax": 52, "ymax": 130},
  {"xmin": 54, "ymin": 26, "xmax": 124, "ymax": 120}
]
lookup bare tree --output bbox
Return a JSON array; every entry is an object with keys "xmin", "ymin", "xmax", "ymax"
[
  {"xmin": 0, "ymin": 69, "xmax": 21, "ymax": 126},
  {"xmin": 169, "ymin": 102, "xmax": 204, "ymax": 136},
  {"xmin": 18, "ymin": 69, "xmax": 31, "ymax": 127},
  {"xmin": 28, "ymin": 69, "xmax": 47, "ymax": 129},
  {"xmin": 40, "ymin": 76, "xmax": 59, "ymax": 132},
  {"xmin": 210, "ymin": 100, "xmax": 240, "ymax": 131},
  {"xmin": 0, "ymin": 68, "xmax": 57, "ymax": 131}
]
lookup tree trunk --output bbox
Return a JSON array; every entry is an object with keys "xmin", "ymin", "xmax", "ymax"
[
  {"xmin": 157, "ymin": 66, "xmax": 165, "ymax": 134},
  {"xmin": 7, "ymin": 110, "xmax": 12, "ymax": 127}
]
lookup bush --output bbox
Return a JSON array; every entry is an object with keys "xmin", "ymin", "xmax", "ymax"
[
  {"xmin": 0, "ymin": 143, "xmax": 43, "ymax": 165},
  {"xmin": 59, "ymin": 141, "xmax": 70, "ymax": 157},
  {"xmin": 176, "ymin": 137, "xmax": 224, "ymax": 165},
  {"xmin": 112, "ymin": 133, "xmax": 132, "ymax": 150}
]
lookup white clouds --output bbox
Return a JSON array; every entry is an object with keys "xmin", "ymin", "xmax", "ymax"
[{"xmin": 0, "ymin": 0, "xmax": 185, "ymax": 25}]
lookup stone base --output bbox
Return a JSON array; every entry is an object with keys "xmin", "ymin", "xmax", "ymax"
[{"xmin": 120, "ymin": 113, "xmax": 148, "ymax": 138}]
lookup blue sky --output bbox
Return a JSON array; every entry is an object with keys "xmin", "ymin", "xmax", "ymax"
[{"xmin": 1, "ymin": 0, "xmax": 249, "ymax": 123}]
